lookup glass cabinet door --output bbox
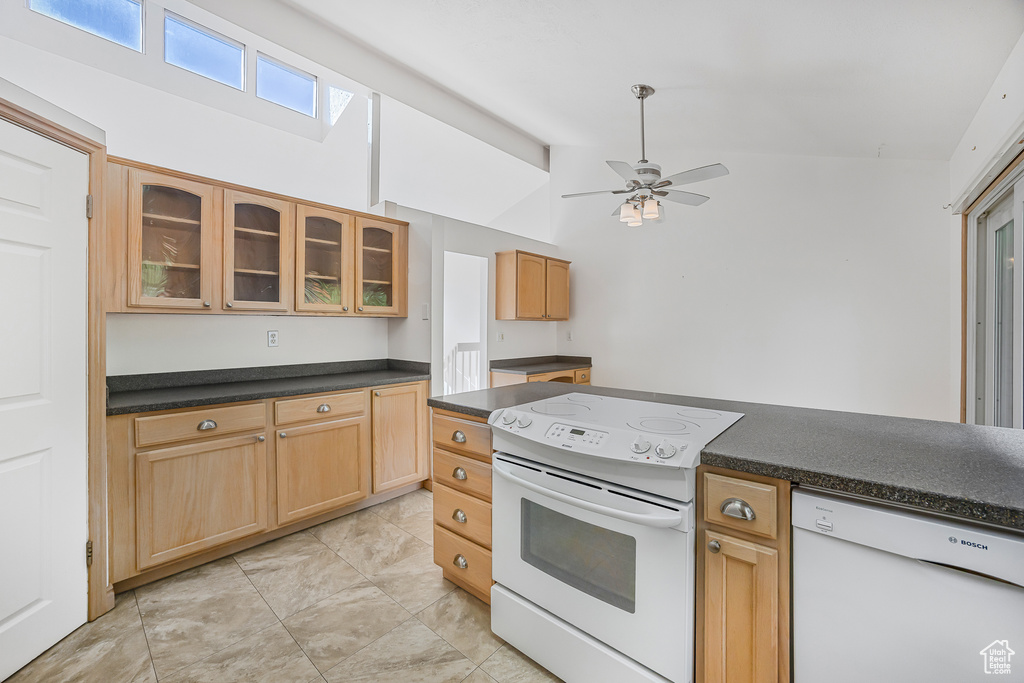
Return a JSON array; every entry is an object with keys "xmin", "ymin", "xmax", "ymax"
[
  {"xmin": 295, "ymin": 205, "xmax": 353, "ymax": 313},
  {"xmin": 128, "ymin": 169, "xmax": 215, "ymax": 309},
  {"xmin": 354, "ymin": 217, "xmax": 406, "ymax": 316},
  {"xmin": 224, "ymin": 191, "xmax": 291, "ymax": 311}
]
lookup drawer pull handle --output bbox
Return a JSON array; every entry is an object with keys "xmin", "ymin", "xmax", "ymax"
[
  {"xmin": 580, "ymin": 374, "xmax": 586, "ymax": 379},
  {"xmin": 197, "ymin": 420, "xmax": 217, "ymax": 431},
  {"xmin": 452, "ymin": 467, "xmax": 468, "ymax": 481},
  {"xmin": 280, "ymin": 432, "xmax": 287, "ymax": 438},
  {"xmin": 453, "ymin": 554, "xmax": 468, "ymax": 570},
  {"xmin": 256, "ymin": 435, "xmax": 266, "ymax": 442},
  {"xmin": 452, "ymin": 430, "xmax": 467, "ymax": 444},
  {"xmin": 708, "ymin": 540, "xmax": 721, "ymax": 553},
  {"xmin": 452, "ymin": 509, "xmax": 467, "ymax": 524},
  {"xmin": 316, "ymin": 403, "xmax": 331, "ymax": 413},
  {"xmin": 720, "ymin": 497, "xmax": 756, "ymax": 521}
]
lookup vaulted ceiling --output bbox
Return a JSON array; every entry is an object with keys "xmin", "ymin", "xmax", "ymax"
[{"xmin": 284, "ymin": 0, "xmax": 1024, "ymax": 160}]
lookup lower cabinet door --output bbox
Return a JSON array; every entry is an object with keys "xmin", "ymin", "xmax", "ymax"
[
  {"xmin": 703, "ymin": 530, "xmax": 779, "ymax": 683},
  {"xmin": 276, "ymin": 416, "xmax": 370, "ymax": 525},
  {"xmin": 136, "ymin": 434, "xmax": 268, "ymax": 570},
  {"xmin": 371, "ymin": 383, "xmax": 428, "ymax": 493}
]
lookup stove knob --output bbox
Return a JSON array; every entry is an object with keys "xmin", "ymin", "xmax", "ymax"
[
  {"xmin": 501, "ymin": 412, "xmax": 517, "ymax": 425},
  {"xmin": 655, "ymin": 440, "xmax": 677, "ymax": 459},
  {"xmin": 630, "ymin": 436, "xmax": 651, "ymax": 454},
  {"xmin": 516, "ymin": 415, "xmax": 533, "ymax": 428}
]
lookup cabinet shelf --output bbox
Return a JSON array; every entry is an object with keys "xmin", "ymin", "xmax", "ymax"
[
  {"xmin": 306, "ymin": 237, "xmax": 341, "ymax": 247},
  {"xmin": 362, "ymin": 279, "xmax": 392, "ymax": 285},
  {"xmin": 142, "ymin": 260, "xmax": 200, "ymax": 270},
  {"xmin": 362, "ymin": 246, "xmax": 392, "ymax": 254},
  {"xmin": 234, "ymin": 227, "xmax": 279, "ymax": 238},
  {"xmin": 235, "ymin": 268, "xmax": 279, "ymax": 276},
  {"xmin": 305, "ymin": 273, "xmax": 341, "ymax": 282},
  {"xmin": 142, "ymin": 213, "xmax": 201, "ymax": 226}
]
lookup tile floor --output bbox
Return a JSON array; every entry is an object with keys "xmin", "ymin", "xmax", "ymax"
[{"xmin": 9, "ymin": 488, "xmax": 561, "ymax": 683}]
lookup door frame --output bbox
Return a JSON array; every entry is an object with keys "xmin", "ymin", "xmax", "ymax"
[{"xmin": 0, "ymin": 97, "xmax": 113, "ymax": 620}]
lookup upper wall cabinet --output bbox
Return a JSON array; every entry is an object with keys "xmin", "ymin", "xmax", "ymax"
[
  {"xmin": 224, "ymin": 191, "xmax": 292, "ymax": 312},
  {"xmin": 127, "ymin": 169, "xmax": 216, "ymax": 310},
  {"xmin": 108, "ymin": 160, "xmax": 408, "ymax": 317},
  {"xmin": 296, "ymin": 205, "xmax": 354, "ymax": 314},
  {"xmin": 495, "ymin": 250, "xmax": 571, "ymax": 321},
  {"xmin": 355, "ymin": 217, "xmax": 407, "ymax": 317}
]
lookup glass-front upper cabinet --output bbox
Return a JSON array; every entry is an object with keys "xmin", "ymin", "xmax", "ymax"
[
  {"xmin": 128, "ymin": 169, "xmax": 215, "ymax": 309},
  {"xmin": 223, "ymin": 191, "xmax": 291, "ymax": 311},
  {"xmin": 355, "ymin": 217, "xmax": 406, "ymax": 316},
  {"xmin": 295, "ymin": 205, "xmax": 353, "ymax": 313}
]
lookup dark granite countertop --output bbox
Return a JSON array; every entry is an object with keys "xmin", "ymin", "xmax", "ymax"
[
  {"xmin": 489, "ymin": 355, "xmax": 591, "ymax": 375},
  {"xmin": 428, "ymin": 383, "xmax": 1024, "ymax": 531},
  {"xmin": 108, "ymin": 359, "xmax": 430, "ymax": 415}
]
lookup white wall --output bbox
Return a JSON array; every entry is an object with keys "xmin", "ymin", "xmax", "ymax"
[
  {"xmin": 552, "ymin": 146, "xmax": 955, "ymax": 421},
  {"xmin": 106, "ymin": 314, "xmax": 388, "ymax": 374}
]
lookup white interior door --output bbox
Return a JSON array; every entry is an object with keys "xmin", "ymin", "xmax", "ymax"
[{"xmin": 0, "ymin": 117, "xmax": 89, "ymax": 679}]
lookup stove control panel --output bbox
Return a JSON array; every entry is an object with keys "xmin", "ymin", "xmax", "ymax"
[{"xmin": 545, "ymin": 423, "xmax": 609, "ymax": 447}]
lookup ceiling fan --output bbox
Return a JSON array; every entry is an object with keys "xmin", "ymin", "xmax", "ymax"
[{"xmin": 561, "ymin": 84, "xmax": 729, "ymax": 226}]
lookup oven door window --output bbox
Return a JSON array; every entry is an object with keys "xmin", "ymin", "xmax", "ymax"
[{"xmin": 521, "ymin": 499, "xmax": 636, "ymax": 613}]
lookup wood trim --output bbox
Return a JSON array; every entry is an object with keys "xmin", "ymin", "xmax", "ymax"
[
  {"xmin": 960, "ymin": 147, "xmax": 1024, "ymax": 423},
  {"xmin": 0, "ymin": 98, "xmax": 116, "ymax": 620},
  {"xmin": 430, "ymin": 408, "xmax": 489, "ymax": 424},
  {"xmin": 109, "ymin": 156, "xmax": 408, "ymax": 228}
]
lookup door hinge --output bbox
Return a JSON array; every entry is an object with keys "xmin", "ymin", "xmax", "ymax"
[
  {"xmin": 86, "ymin": 540, "xmax": 93, "ymax": 567},
  {"xmin": 86, "ymin": 194, "xmax": 94, "ymax": 219}
]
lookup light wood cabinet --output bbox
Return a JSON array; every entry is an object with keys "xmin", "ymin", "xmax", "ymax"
[
  {"xmin": 490, "ymin": 366, "xmax": 592, "ymax": 387},
  {"xmin": 295, "ymin": 205, "xmax": 354, "ymax": 313},
  {"xmin": 224, "ymin": 190, "xmax": 292, "ymax": 311},
  {"xmin": 127, "ymin": 168, "xmax": 216, "ymax": 310},
  {"xmin": 430, "ymin": 408, "xmax": 493, "ymax": 604},
  {"xmin": 108, "ymin": 159, "xmax": 409, "ymax": 317},
  {"xmin": 276, "ymin": 414, "xmax": 370, "ymax": 525},
  {"xmin": 696, "ymin": 466, "xmax": 791, "ymax": 683},
  {"xmin": 108, "ymin": 382, "xmax": 430, "ymax": 588},
  {"xmin": 371, "ymin": 382, "xmax": 429, "ymax": 493},
  {"xmin": 355, "ymin": 217, "xmax": 407, "ymax": 317},
  {"xmin": 495, "ymin": 250, "xmax": 571, "ymax": 320},
  {"xmin": 136, "ymin": 433, "xmax": 268, "ymax": 571}
]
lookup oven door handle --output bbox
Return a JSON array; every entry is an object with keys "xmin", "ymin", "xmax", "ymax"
[{"xmin": 493, "ymin": 461, "xmax": 685, "ymax": 528}]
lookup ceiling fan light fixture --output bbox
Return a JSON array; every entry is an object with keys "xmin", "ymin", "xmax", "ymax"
[
  {"xmin": 642, "ymin": 198, "xmax": 660, "ymax": 220},
  {"xmin": 627, "ymin": 203, "xmax": 643, "ymax": 226},
  {"xmin": 627, "ymin": 216, "xmax": 643, "ymax": 227},
  {"xmin": 619, "ymin": 202, "xmax": 635, "ymax": 223}
]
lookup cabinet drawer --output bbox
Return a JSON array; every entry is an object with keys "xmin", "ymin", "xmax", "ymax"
[
  {"xmin": 135, "ymin": 403, "xmax": 265, "ymax": 448},
  {"xmin": 432, "ymin": 414, "xmax": 491, "ymax": 459},
  {"xmin": 275, "ymin": 390, "xmax": 366, "ymax": 425},
  {"xmin": 526, "ymin": 370, "xmax": 576, "ymax": 383},
  {"xmin": 703, "ymin": 473, "xmax": 778, "ymax": 540},
  {"xmin": 434, "ymin": 524, "xmax": 492, "ymax": 600},
  {"xmin": 433, "ymin": 448, "xmax": 492, "ymax": 501},
  {"xmin": 574, "ymin": 368, "xmax": 590, "ymax": 383},
  {"xmin": 434, "ymin": 483, "xmax": 492, "ymax": 548}
]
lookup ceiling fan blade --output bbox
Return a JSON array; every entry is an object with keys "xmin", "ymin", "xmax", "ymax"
[
  {"xmin": 656, "ymin": 189, "xmax": 710, "ymax": 206},
  {"xmin": 561, "ymin": 189, "xmax": 631, "ymax": 198},
  {"xmin": 654, "ymin": 163, "xmax": 729, "ymax": 189},
  {"xmin": 606, "ymin": 160, "xmax": 640, "ymax": 183}
]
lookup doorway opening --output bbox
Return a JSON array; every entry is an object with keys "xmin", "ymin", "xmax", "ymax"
[{"xmin": 443, "ymin": 252, "xmax": 488, "ymax": 395}]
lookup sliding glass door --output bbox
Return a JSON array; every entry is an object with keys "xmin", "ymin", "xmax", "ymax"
[{"xmin": 969, "ymin": 174, "xmax": 1024, "ymax": 428}]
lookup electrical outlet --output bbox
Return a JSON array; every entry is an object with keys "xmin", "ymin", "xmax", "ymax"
[
  {"xmin": 421, "ymin": 303, "xmax": 430, "ymax": 320},
  {"xmin": 496, "ymin": 332, "xmax": 505, "ymax": 342},
  {"xmin": 267, "ymin": 330, "xmax": 279, "ymax": 347}
]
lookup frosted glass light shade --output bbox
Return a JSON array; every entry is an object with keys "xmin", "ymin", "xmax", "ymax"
[
  {"xmin": 619, "ymin": 202, "xmax": 634, "ymax": 222},
  {"xmin": 642, "ymin": 199, "xmax": 660, "ymax": 219}
]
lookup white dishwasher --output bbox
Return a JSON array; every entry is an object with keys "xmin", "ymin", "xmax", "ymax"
[{"xmin": 793, "ymin": 489, "xmax": 1024, "ymax": 682}]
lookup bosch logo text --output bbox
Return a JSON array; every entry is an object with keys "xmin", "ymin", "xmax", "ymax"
[{"xmin": 960, "ymin": 539, "xmax": 988, "ymax": 550}]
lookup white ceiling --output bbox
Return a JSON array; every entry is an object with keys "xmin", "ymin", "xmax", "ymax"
[{"xmin": 284, "ymin": 0, "xmax": 1024, "ymax": 160}]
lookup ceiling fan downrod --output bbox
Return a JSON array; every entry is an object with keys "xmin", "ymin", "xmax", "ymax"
[{"xmin": 632, "ymin": 84, "xmax": 655, "ymax": 164}]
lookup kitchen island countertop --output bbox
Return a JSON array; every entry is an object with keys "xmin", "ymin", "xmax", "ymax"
[{"xmin": 429, "ymin": 383, "xmax": 1024, "ymax": 531}]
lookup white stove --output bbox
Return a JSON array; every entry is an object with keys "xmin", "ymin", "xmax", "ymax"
[
  {"xmin": 489, "ymin": 392, "xmax": 743, "ymax": 502},
  {"xmin": 489, "ymin": 392, "xmax": 744, "ymax": 683}
]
